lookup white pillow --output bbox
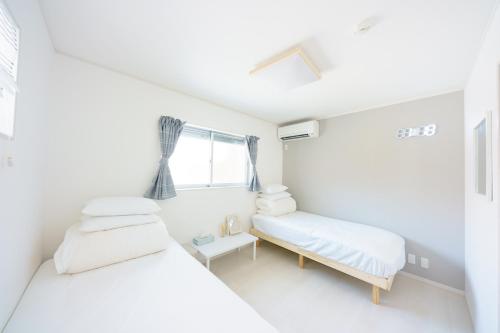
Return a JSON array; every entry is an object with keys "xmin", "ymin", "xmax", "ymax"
[
  {"xmin": 257, "ymin": 197, "xmax": 296, "ymax": 216},
  {"xmin": 82, "ymin": 197, "xmax": 161, "ymax": 216},
  {"xmin": 79, "ymin": 214, "xmax": 161, "ymax": 232},
  {"xmin": 258, "ymin": 191, "xmax": 292, "ymax": 201},
  {"xmin": 54, "ymin": 221, "xmax": 169, "ymax": 274},
  {"xmin": 260, "ymin": 184, "xmax": 288, "ymax": 194}
]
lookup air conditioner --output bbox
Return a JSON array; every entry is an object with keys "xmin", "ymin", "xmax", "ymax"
[{"xmin": 278, "ymin": 120, "xmax": 319, "ymax": 141}]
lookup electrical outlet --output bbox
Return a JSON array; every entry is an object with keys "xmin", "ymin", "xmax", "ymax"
[
  {"xmin": 420, "ymin": 257, "xmax": 429, "ymax": 269},
  {"xmin": 1, "ymin": 154, "xmax": 13, "ymax": 168},
  {"xmin": 407, "ymin": 253, "xmax": 416, "ymax": 264}
]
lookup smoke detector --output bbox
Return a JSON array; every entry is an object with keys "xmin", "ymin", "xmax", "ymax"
[{"xmin": 356, "ymin": 17, "xmax": 378, "ymax": 34}]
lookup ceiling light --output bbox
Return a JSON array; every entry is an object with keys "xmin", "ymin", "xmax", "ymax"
[
  {"xmin": 356, "ymin": 17, "xmax": 378, "ymax": 34},
  {"xmin": 249, "ymin": 47, "xmax": 321, "ymax": 90}
]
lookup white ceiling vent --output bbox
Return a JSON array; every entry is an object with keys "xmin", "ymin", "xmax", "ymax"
[
  {"xmin": 250, "ymin": 47, "xmax": 321, "ymax": 90},
  {"xmin": 278, "ymin": 120, "xmax": 319, "ymax": 141}
]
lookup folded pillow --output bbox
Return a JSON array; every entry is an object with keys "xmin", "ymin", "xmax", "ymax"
[
  {"xmin": 256, "ymin": 197, "xmax": 290, "ymax": 210},
  {"xmin": 260, "ymin": 184, "xmax": 288, "ymax": 194},
  {"xmin": 257, "ymin": 197, "xmax": 296, "ymax": 216},
  {"xmin": 79, "ymin": 214, "xmax": 161, "ymax": 232},
  {"xmin": 258, "ymin": 191, "xmax": 292, "ymax": 201},
  {"xmin": 82, "ymin": 197, "xmax": 161, "ymax": 216},
  {"xmin": 54, "ymin": 221, "xmax": 169, "ymax": 274}
]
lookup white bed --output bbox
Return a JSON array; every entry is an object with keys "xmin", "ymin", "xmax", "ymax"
[
  {"xmin": 4, "ymin": 237, "xmax": 276, "ymax": 333},
  {"xmin": 251, "ymin": 211, "xmax": 405, "ymax": 303},
  {"xmin": 252, "ymin": 211, "xmax": 405, "ymax": 277}
]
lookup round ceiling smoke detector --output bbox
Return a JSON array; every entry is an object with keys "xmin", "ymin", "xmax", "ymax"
[{"xmin": 356, "ymin": 17, "xmax": 378, "ymax": 34}]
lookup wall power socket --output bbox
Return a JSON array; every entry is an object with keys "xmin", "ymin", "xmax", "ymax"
[
  {"xmin": 407, "ymin": 253, "xmax": 416, "ymax": 264},
  {"xmin": 1, "ymin": 154, "xmax": 14, "ymax": 168},
  {"xmin": 421, "ymin": 257, "xmax": 429, "ymax": 269}
]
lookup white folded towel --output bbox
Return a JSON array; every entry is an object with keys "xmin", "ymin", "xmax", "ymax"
[
  {"xmin": 256, "ymin": 197, "xmax": 297, "ymax": 216},
  {"xmin": 79, "ymin": 214, "xmax": 161, "ymax": 232},
  {"xmin": 258, "ymin": 191, "xmax": 292, "ymax": 201}
]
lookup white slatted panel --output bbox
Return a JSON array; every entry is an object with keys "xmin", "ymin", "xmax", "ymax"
[
  {"xmin": 0, "ymin": 1, "xmax": 18, "ymax": 138},
  {"xmin": 0, "ymin": 1, "xmax": 18, "ymax": 81}
]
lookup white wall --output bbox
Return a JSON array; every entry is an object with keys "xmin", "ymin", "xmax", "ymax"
[
  {"xmin": 43, "ymin": 54, "xmax": 282, "ymax": 258},
  {"xmin": 283, "ymin": 92, "xmax": 465, "ymax": 289},
  {"xmin": 0, "ymin": 0, "xmax": 54, "ymax": 328},
  {"xmin": 464, "ymin": 5, "xmax": 500, "ymax": 333}
]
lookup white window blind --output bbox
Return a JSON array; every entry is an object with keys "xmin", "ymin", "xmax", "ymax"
[
  {"xmin": 170, "ymin": 125, "xmax": 250, "ymax": 188},
  {"xmin": 0, "ymin": 1, "xmax": 18, "ymax": 138}
]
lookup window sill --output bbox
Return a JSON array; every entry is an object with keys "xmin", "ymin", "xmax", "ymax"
[{"xmin": 176, "ymin": 185, "xmax": 249, "ymax": 191}]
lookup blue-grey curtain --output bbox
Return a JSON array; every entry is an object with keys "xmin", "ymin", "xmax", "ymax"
[
  {"xmin": 145, "ymin": 116, "xmax": 185, "ymax": 200},
  {"xmin": 245, "ymin": 135, "xmax": 261, "ymax": 192}
]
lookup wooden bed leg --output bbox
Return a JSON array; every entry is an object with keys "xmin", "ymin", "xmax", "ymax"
[
  {"xmin": 256, "ymin": 239, "xmax": 261, "ymax": 247},
  {"xmin": 298, "ymin": 254, "xmax": 304, "ymax": 268},
  {"xmin": 371, "ymin": 285, "xmax": 380, "ymax": 305}
]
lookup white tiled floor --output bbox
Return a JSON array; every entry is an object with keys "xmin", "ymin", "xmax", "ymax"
[{"xmin": 208, "ymin": 242, "xmax": 473, "ymax": 333}]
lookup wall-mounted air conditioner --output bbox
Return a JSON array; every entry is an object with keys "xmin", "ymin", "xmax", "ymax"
[{"xmin": 278, "ymin": 120, "xmax": 319, "ymax": 141}]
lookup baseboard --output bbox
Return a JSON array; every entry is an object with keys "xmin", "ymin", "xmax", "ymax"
[{"xmin": 398, "ymin": 271, "xmax": 465, "ymax": 296}]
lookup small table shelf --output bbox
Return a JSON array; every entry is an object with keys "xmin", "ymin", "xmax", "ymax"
[{"xmin": 191, "ymin": 232, "xmax": 258, "ymax": 270}]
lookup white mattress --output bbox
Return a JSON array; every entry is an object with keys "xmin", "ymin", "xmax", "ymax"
[
  {"xmin": 252, "ymin": 211, "xmax": 405, "ymax": 278},
  {"xmin": 4, "ymin": 238, "xmax": 276, "ymax": 333}
]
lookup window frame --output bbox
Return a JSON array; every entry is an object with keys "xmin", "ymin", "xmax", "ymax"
[
  {"xmin": 473, "ymin": 111, "xmax": 493, "ymax": 201},
  {"xmin": 172, "ymin": 124, "xmax": 251, "ymax": 190},
  {"xmin": 0, "ymin": 0, "xmax": 20, "ymax": 140}
]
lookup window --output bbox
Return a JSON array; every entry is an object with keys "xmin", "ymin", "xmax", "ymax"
[
  {"xmin": 0, "ymin": 1, "xmax": 19, "ymax": 139},
  {"xmin": 473, "ymin": 111, "xmax": 492, "ymax": 200},
  {"xmin": 474, "ymin": 118, "xmax": 486, "ymax": 195},
  {"xmin": 170, "ymin": 125, "xmax": 250, "ymax": 188}
]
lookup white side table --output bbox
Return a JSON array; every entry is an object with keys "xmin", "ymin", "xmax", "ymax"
[{"xmin": 192, "ymin": 232, "xmax": 258, "ymax": 270}]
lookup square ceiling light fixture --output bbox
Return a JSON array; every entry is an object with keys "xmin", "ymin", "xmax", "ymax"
[{"xmin": 249, "ymin": 47, "xmax": 321, "ymax": 90}]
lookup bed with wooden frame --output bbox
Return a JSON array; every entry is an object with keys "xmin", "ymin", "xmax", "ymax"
[{"xmin": 250, "ymin": 212, "xmax": 405, "ymax": 305}]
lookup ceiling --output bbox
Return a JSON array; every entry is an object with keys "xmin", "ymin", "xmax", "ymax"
[{"xmin": 40, "ymin": 0, "xmax": 497, "ymax": 124}]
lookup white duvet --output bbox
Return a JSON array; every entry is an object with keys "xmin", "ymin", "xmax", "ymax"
[
  {"xmin": 252, "ymin": 211, "xmax": 405, "ymax": 278},
  {"xmin": 5, "ymin": 238, "xmax": 276, "ymax": 333}
]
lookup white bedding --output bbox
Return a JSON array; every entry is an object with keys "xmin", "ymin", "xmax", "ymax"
[
  {"xmin": 54, "ymin": 221, "xmax": 169, "ymax": 274},
  {"xmin": 252, "ymin": 211, "xmax": 405, "ymax": 278},
  {"xmin": 256, "ymin": 197, "xmax": 297, "ymax": 216},
  {"xmin": 5, "ymin": 238, "xmax": 276, "ymax": 333}
]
